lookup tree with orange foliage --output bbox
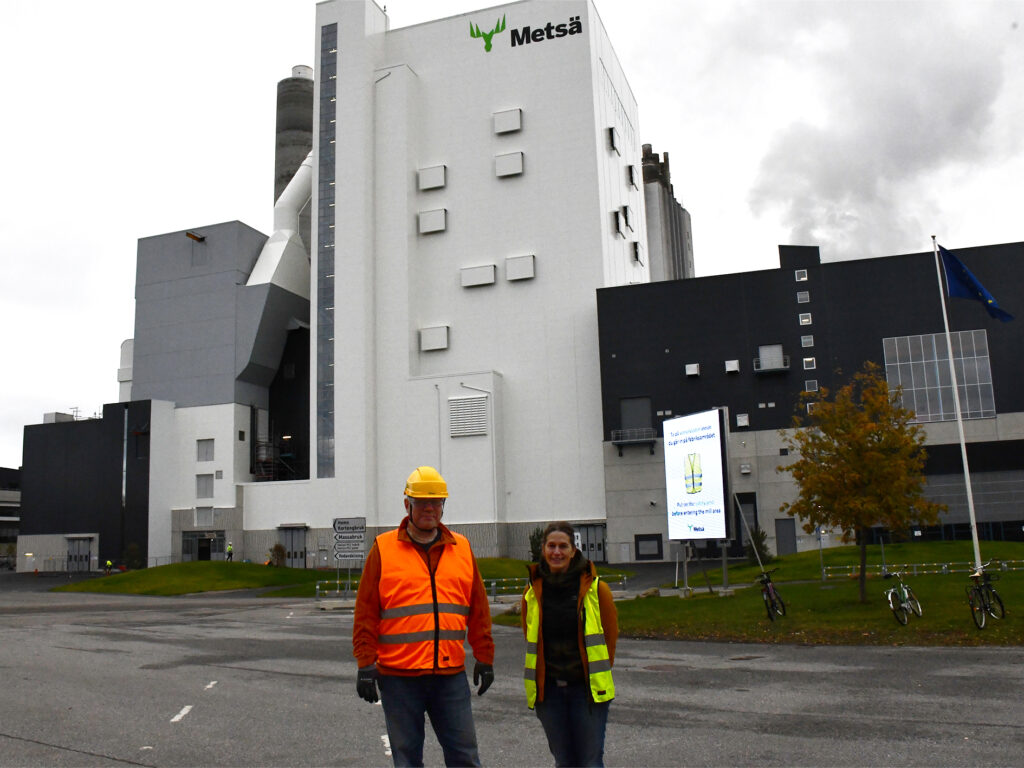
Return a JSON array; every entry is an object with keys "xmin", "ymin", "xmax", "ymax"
[{"xmin": 778, "ymin": 362, "xmax": 944, "ymax": 602}]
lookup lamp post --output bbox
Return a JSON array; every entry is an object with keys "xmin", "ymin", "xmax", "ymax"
[{"xmin": 817, "ymin": 524, "xmax": 825, "ymax": 581}]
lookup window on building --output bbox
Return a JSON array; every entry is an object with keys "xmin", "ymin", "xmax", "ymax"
[
  {"xmin": 632, "ymin": 242, "xmax": 644, "ymax": 266},
  {"xmin": 634, "ymin": 534, "xmax": 663, "ymax": 561},
  {"xmin": 608, "ymin": 126, "xmax": 621, "ymax": 155},
  {"xmin": 801, "ymin": 335, "xmax": 814, "ymax": 348},
  {"xmin": 799, "ymin": 313, "xmax": 812, "ymax": 326},
  {"xmin": 797, "ymin": 290, "xmax": 810, "ymax": 303},
  {"xmin": 197, "ymin": 439, "xmax": 214, "ymax": 462},
  {"xmin": 621, "ymin": 205, "xmax": 633, "ymax": 231},
  {"xmin": 882, "ymin": 330, "xmax": 995, "ymax": 422},
  {"xmin": 803, "ymin": 357, "xmax": 816, "ymax": 370},
  {"xmin": 196, "ymin": 474, "xmax": 214, "ymax": 499},
  {"xmin": 756, "ymin": 344, "xmax": 786, "ymax": 371},
  {"xmin": 805, "ymin": 379, "xmax": 819, "ymax": 392},
  {"xmin": 627, "ymin": 164, "xmax": 639, "ymax": 189},
  {"xmin": 195, "ymin": 507, "xmax": 214, "ymax": 527},
  {"xmin": 795, "ymin": 269, "xmax": 808, "ymax": 281}
]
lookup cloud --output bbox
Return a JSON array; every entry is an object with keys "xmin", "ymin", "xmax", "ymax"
[{"xmin": 747, "ymin": 2, "xmax": 1017, "ymax": 260}]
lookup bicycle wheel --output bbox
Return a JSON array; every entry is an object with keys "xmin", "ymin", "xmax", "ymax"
[
  {"xmin": 763, "ymin": 591, "xmax": 776, "ymax": 621},
  {"xmin": 986, "ymin": 587, "xmax": 1005, "ymax": 620},
  {"xmin": 772, "ymin": 590, "xmax": 786, "ymax": 617},
  {"xmin": 968, "ymin": 587, "xmax": 986, "ymax": 629},
  {"xmin": 888, "ymin": 590, "xmax": 908, "ymax": 625},
  {"xmin": 905, "ymin": 586, "xmax": 922, "ymax": 618}
]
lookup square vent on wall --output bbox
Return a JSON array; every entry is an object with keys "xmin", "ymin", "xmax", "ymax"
[{"xmin": 449, "ymin": 396, "xmax": 488, "ymax": 437}]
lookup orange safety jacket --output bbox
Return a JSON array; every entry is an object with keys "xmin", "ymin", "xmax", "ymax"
[{"xmin": 375, "ymin": 528, "xmax": 475, "ymax": 670}]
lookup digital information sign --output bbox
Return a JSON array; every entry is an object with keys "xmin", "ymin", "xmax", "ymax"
[{"xmin": 664, "ymin": 408, "xmax": 727, "ymax": 540}]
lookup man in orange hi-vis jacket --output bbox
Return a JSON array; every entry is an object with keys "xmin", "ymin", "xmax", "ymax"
[{"xmin": 353, "ymin": 466, "xmax": 494, "ymax": 767}]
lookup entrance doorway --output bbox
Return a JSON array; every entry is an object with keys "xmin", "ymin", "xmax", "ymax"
[
  {"xmin": 197, "ymin": 538, "xmax": 212, "ymax": 561},
  {"xmin": 775, "ymin": 518, "xmax": 798, "ymax": 556},
  {"xmin": 279, "ymin": 527, "xmax": 307, "ymax": 569},
  {"xmin": 67, "ymin": 538, "xmax": 92, "ymax": 573}
]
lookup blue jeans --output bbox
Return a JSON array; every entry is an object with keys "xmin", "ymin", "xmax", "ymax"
[
  {"xmin": 379, "ymin": 672, "xmax": 481, "ymax": 767},
  {"xmin": 535, "ymin": 679, "xmax": 610, "ymax": 767}
]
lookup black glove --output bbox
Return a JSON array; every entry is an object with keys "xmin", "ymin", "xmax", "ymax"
[
  {"xmin": 356, "ymin": 665, "xmax": 379, "ymax": 703},
  {"xmin": 473, "ymin": 662, "xmax": 494, "ymax": 696}
]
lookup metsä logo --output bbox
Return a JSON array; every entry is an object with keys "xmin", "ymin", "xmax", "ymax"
[
  {"xmin": 469, "ymin": 14, "xmax": 507, "ymax": 52},
  {"xmin": 511, "ymin": 15, "xmax": 584, "ymax": 46}
]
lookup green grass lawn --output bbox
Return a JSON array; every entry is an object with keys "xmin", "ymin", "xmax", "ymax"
[
  {"xmin": 52, "ymin": 561, "xmax": 330, "ymax": 596},
  {"xmin": 494, "ymin": 541, "xmax": 1024, "ymax": 646},
  {"xmin": 493, "ymin": 570, "xmax": 1024, "ymax": 646},
  {"xmin": 53, "ymin": 544, "xmax": 1023, "ymax": 646}
]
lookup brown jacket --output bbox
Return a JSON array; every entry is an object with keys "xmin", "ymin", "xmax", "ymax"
[
  {"xmin": 520, "ymin": 558, "xmax": 618, "ymax": 703},
  {"xmin": 352, "ymin": 518, "xmax": 494, "ymax": 675}
]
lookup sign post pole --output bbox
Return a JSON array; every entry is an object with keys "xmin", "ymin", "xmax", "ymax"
[{"xmin": 332, "ymin": 517, "xmax": 366, "ymax": 596}]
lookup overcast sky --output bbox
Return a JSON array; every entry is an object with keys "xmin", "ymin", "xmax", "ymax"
[{"xmin": 1, "ymin": 0, "xmax": 1022, "ymax": 469}]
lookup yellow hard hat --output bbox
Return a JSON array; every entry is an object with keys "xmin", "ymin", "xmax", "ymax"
[{"xmin": 404, "ymin": 466, "xmax": 448, "ymax": 498}]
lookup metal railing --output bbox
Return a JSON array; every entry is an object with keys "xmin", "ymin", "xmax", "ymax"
[
  {"xmin": 824, "ymin": 559, "xmax": 1024, "ymax": 579},
  {"xmin": 316, "ymin": 579, "xmax": 360, "ymax": 599},
  {"xmin": 753, "ymin": 355, "xmax": 790, "ymax": 372},
  {"xmin": 315, "ymin": 574, "xmax": 630, "ymax": 601},
  {"xmin": 610, "ymin": 428, "xmax": 657, "ymax": 444}
]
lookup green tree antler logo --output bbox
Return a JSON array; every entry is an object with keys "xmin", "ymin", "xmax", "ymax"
[{"xmin": 470, "ymin": 14, "xmax": 506, "ymax": 51}]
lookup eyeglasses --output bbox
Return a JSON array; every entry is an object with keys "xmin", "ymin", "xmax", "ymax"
[{"xmin": 411, "ymin": 498, "xmax": 445, "ymax": 510}]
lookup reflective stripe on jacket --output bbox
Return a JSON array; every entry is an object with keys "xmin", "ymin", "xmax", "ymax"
[
  {"xmin": 523, "ymin": 575, "xmax": 615, "ymax": 709},
  {"xmin": 376, "ymin": 528, "xmax": 474, "ymax": 671}
]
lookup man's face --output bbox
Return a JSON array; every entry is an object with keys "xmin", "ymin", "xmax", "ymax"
[{"xmin": 406, "ymin": 496, "xmax": 445, "ymax": 532}]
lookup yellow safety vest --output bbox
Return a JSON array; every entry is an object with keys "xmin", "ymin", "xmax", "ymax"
[{"xmin": 523, "ymin": 576, "xmax": 614, "ymax": 709}]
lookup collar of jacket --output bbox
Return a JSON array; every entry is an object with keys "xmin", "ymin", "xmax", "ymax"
[
  {"xmin": 397, "ymin": 516, "xmax": 458, "ymax": 547},
  {"xmin": 527, "ymin": 555, "xmax": 596, "ymax": 587}
]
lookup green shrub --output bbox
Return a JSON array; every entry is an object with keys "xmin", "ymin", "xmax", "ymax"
[
  {"xmin": 529, "ymin": 527, "xmax": 544, "ymax": 562},
  {"xmin": 270, "ymin": 543, "xmax": 286, "ymax": 567},
  {"xmin": 745, "ymin": 527, "xmax": 773, "ymax": 568}
]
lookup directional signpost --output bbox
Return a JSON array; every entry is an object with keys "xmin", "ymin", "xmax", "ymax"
[{"xmin": 332, "ymin": 518, "xmax": 366, "ymax": 595}]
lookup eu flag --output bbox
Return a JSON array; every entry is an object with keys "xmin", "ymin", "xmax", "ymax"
[{"xmin": 938, "ymin": 245, "xmax": 1013, "ymax": 322}]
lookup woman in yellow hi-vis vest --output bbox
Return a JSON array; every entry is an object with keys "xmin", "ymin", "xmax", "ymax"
[{"xmin": 521, "ymin": 522, "xmax": 618, "ymax": 767}]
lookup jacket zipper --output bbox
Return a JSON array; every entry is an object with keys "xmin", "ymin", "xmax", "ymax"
[{"xmin": 430, "ymin": 547, "xmax": 442, "ymax": 671}]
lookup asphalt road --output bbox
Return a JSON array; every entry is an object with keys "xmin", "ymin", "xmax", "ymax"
[{"xmin": 0, "ymin": 574, "xmax": 1021, "ymax": 767}]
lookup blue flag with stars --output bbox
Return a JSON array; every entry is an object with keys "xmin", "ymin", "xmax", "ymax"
[{"xmin": 938, "ymin": 245, "xmax": 1013, "ymax": 322}]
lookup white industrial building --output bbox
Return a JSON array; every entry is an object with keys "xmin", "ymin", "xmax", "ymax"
[{"xmin": 109, "ymin": 0, "xmax": 652, "ymax": 567}]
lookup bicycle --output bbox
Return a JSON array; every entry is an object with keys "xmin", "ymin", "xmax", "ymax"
[
  {"xmin": 882, "ymin": 570, "xmax": 922, "ymax": 625},
  {"xmin": 756, "ymin": 568, "xmax": 786, "ymax": 621},
  {"xmin": 966, "ymin": 562, "xmax": 1005, "ymax": 630}
]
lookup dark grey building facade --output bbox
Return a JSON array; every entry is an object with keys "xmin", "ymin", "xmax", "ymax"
[{"xmin": 598, "ymin": 242, "xmax": 1024, "ymax": 560}]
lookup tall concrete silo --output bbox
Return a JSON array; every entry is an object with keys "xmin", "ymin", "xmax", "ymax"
[{"xmin": 275, "ymin": 65, "xmax": 314, "ymax": 253}]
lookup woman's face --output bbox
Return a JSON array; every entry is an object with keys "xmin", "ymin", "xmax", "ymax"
[{"xmin": 543, "ymin": 531, "xmax": 575, "ymax": 573}]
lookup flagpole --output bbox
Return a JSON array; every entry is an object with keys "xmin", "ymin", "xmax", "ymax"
[{"xmin": 931, "ymin": 236, "xmax": 983, "ymax": 570}]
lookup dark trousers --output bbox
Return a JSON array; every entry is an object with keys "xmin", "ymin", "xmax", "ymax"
[
  {"xmin": 379, "ymin": 672, "xmax": 481, "ymax": 768},
  {"xmin": 535, "ymin": 679, "xmax": 610, "ymax": 768}
]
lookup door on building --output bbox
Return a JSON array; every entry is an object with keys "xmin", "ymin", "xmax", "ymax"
[
  {"xmin": 576, "ymin": 524, "xmax": 607, "ymax": 564},
  {"xmin": 280, "ymin": 527, "xmax": 307, "ymax": 569},
  {"xmin": 774, "ymin": 518, "xmax": 798, "ymax": 556},
  {"xmin": 67, "ymin": 538, "xmax": 91, "ymax": 573},
  {"xmin": 197, "ymin": 537, "xmax": 212, "ymax": 561}
]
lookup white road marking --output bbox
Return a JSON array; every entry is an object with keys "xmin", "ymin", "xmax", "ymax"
[
  {"xmin": 170, "ymin": 705, "xmax": 193, "ymax": 723},
  {"xmin": 140, "ymin": 746, "xmax": 153, "ymax": 751},
  {"xmin": 205, "ymin": 681, "xmax": 218, "ymax": 690},
  {"xmin": 381, "ymin": 734, "xmax": 391, "ymax": 757}
]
